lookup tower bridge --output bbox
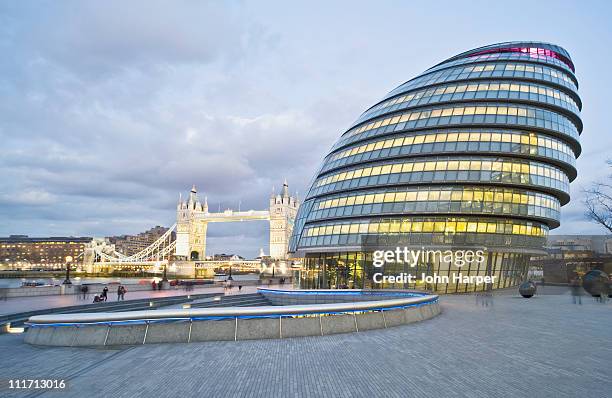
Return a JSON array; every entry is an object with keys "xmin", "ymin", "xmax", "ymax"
[
  {"xmin": 87, "ymin": 181, "xmax": 298, "ymax": 272},
  {"xmin": 176, "ymin": 181, "xmax": 298, "ymax": 261}
]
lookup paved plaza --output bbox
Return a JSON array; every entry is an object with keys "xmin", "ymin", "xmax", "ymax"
[
  {"xmin": 0, "ymin": 289, "xmax": 610, "ymax": 397},
  {"xmin": 0, "ymin": 284, "xmax": 264, "ymax": 317}
]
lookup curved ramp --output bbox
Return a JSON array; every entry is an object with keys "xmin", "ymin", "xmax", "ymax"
[{"xmin": 24, "ymin": 289, "xmax": 440, "ymax": 347}]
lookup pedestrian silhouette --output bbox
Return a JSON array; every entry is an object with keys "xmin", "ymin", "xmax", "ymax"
[{"xmin": 570, "ymin": 277, "xmax": 582, "ymax": 305}]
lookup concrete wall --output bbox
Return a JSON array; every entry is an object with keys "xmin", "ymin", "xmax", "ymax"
[
  {"xmin": 25, "ymin": 300, "xmax": 441, "ymax": 347},
  {"xmin": 0, "ymin": 283, "xmax": 175, "ymax": 298}
]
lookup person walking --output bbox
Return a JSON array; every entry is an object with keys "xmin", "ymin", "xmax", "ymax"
[
  {"xmin": 118, "ymin": 285, "xmax": 126, "ymax": 300},
  {"xmin": 82, "ymin": 284, "xmax": 89, "ymax": 300},
  {"xmin": 570, "ymin": 277, "xmax": 582, "ymax": 305},
  {"xmin": 101, "ymin": 286, "xmax": 108, "ymax": 301},
  {"xmin": 592, "ymin": 279, "xmax": 607, "ymax": 303},
  {"xmin": 598, "ymin": 281, "xmax": 608, "ymax": 304}
]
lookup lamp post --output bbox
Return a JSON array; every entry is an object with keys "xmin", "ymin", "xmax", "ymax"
[
  {"xmin": 63, "ymin": 256, "xmax": 73, "ymax": 285},
  {"xmin": 227, "ymin": 264, "xmax": 233, "ymax": 281},
  {"xmin": 162, "ymin": 262, "xmax": 168, "ymax": 282}
]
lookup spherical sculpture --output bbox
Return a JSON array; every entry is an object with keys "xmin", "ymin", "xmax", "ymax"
[
  {"xmin": 582, "ymin": 270, "xmax": 610, "ymax": 297},
  {"xmin": 519, "ymin": 281, "xmax": 537, "ymax": 298},
  {"xmin": 289, "ymin": 42, "xmax": 582, "ymax": 293}
]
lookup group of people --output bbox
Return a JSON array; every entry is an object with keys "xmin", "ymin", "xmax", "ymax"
[
  {"xmin": 570, "ymin": 276, "xmax": 609, "ymax": 304},
  {"xmin": 151, "ymin": 280, "xmax": 164, "ymax": 291},
  {"xmin": 92, "ymin": 285, "xmax": 127, "ymax": 303},
  {"xmin": 475, "ymin": 289, "xmax": 494, "ymax": 307},
  {"xmin": 223, "ymin": 280, "xmax": 242, "ymax": 294},
  {"xmin": 266, "ymin": 277, "xmax": 287, "ymax": 286}
]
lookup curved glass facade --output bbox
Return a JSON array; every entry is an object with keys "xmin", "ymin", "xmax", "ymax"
[
  {"xmin": 321, "ymin": 129, "xmax": 577, "ymax": 175},
  {"xmin": 335, "ymin": 102, "xmax": 580, "ymax": 150},
  {"xmin": 356, "ymin": 80, "xmax": 580, "ymax": 125},
  {"xmin": 290, "ymin": 42, "xmax": 582, "ymax": 293},
  {"xmin": 306, "ymin": 186, "xmax": 561, "ymax": 226}
]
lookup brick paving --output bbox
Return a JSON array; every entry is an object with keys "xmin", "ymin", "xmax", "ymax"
[{"xmin": 0, "ymin": 291, "xmax": 610, "ymax": 398}]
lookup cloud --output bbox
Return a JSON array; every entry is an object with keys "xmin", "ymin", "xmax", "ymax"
[
  {"xmin": 0, "ymin": 1, "xmax": 351, "ymax": 256},
  {"xmin": 1, "ymin": 1, "xmax": 259, "ymax": 76},
  {"xmin": 0, "ymin": 189, "xmax": 58, "ymax": 206}
]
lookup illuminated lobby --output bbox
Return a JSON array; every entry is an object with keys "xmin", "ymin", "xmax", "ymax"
[{"xmin": 289, "ymin": 42, "xmax": 582, "ymax": 293}]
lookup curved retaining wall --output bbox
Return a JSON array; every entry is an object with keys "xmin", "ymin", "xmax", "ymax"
[{"xmin": 24, "ymin": 289, "xmax": 440, "ymax": 347}]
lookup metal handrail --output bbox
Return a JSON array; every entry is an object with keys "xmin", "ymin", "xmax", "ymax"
[{"xmin": 26, "ymin": 290, "xmax": 437, "ymax": 326}]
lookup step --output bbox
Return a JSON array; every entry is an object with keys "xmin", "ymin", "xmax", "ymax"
[
  {"xmin": 190, "ymin": 297, "xmax": 272, "ymax": 308},
  {"xmin": 1, "ymin": 292, "xmax": 219, "ymax": 328}
]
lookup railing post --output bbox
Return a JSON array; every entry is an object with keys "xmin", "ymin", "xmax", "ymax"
[
  {"xmin": 142, "ymin": 321, "xmax": 149, "ymax": 344},
  {"xmin": 103, "ymin": 323, "xmax": 111, "ymax": 346}
]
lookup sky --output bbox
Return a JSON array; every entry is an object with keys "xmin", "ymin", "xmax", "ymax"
[{"xmin": 1, "ymin": 0, "xmax": 611, "ymax": 257}]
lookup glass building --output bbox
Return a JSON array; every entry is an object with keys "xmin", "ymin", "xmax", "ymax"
[{"xmin": 289, "ymin": 42, "xmax": 582, "ymax": 293}]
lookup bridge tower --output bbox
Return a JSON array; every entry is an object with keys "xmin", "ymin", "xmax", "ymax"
[
  {"xmin": 269, "ymin": 179, "xmax": 299, "ymax": 259},
  {"xmin": 176, "ymin": 185, "xmax": 208, "ymax": 260},
  {"xmin": 175, "ymin": 181, "xmax": 298, "ymax": 261}
]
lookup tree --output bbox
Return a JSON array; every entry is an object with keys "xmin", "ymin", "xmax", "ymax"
[{"xmin": 585, "ymin": 161, "xmax": 612, "ymax": 233}]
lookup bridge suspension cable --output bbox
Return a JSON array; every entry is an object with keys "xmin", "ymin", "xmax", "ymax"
[{"xmin": 92, "ymin": 224, "xmax": 177, "ymax": 265}]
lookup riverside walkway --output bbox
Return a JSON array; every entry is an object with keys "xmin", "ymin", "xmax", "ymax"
[
  {"xmin": 0, "ymin": 284, "xmax": 265, "ymax": 317},
  {"xmin": 0, "ymin": 288, "xmax": 610, "ymax": 397}
]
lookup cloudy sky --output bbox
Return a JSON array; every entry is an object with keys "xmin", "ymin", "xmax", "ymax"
[{"xmin": 1, "ymin": 0, "xmax": 611, "ymax": 257}]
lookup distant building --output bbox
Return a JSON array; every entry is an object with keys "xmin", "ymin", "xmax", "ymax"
[
  {"xmin": 546, "ymin": 234, "xmax": 612, "ymax": 254},
  {"xmin": 211, "ymin": 254, "xmax": 245, "ymax": 261},
  {"xmin": 534, "ymin": 234, "xmax": 612, "ymax": 283},
  {"xmin": 109, "ymin": 226, "xmax": 172, "ymax": 256},
  {"xmin": 0, "ymin": 235, "xmax": 93, "ymax": 269}
]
